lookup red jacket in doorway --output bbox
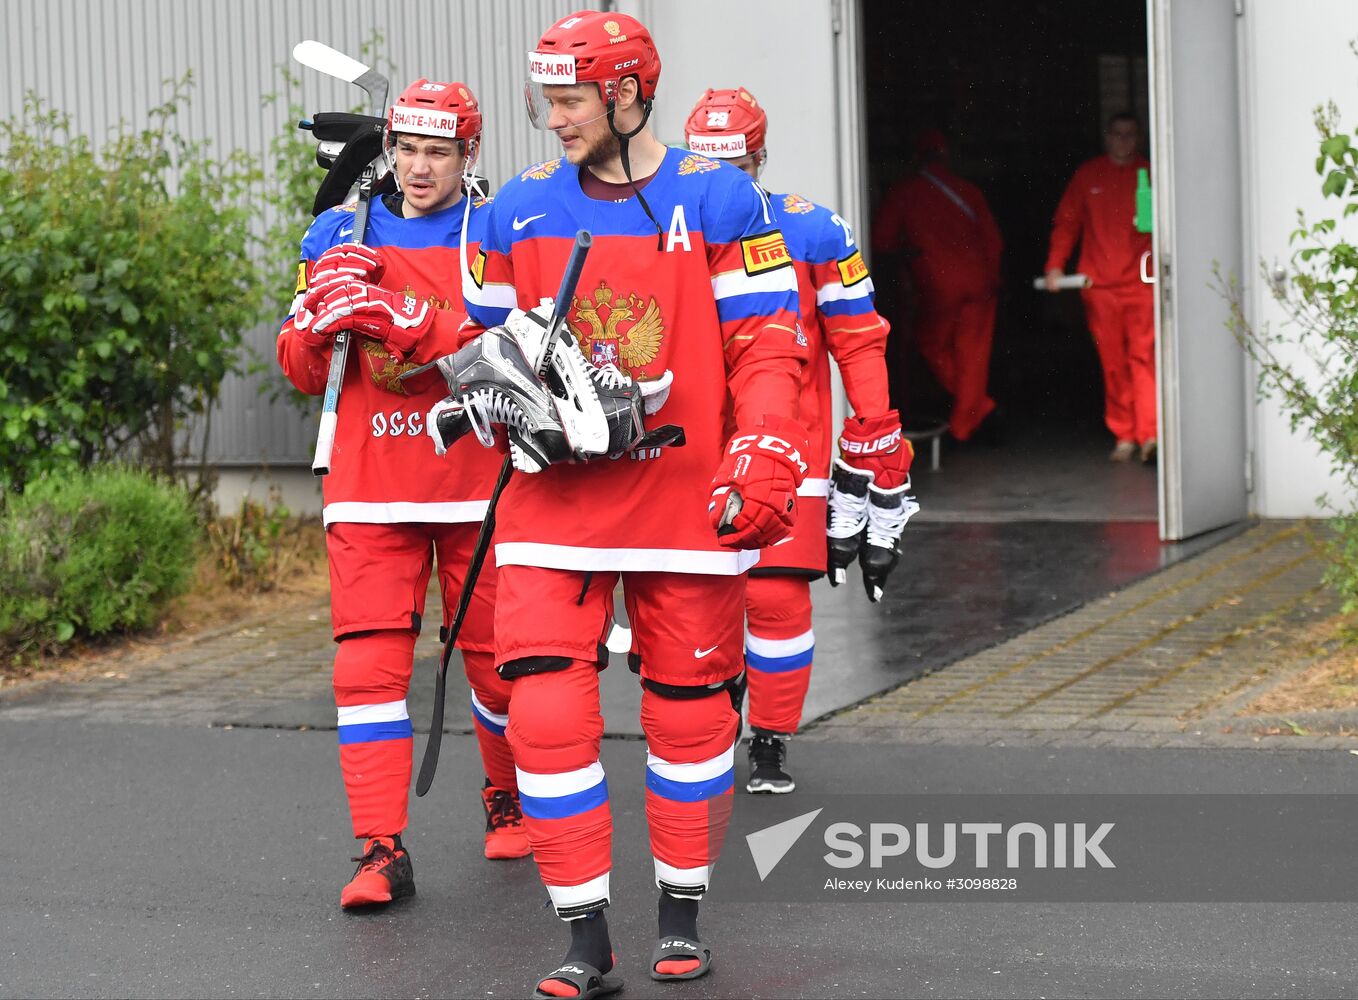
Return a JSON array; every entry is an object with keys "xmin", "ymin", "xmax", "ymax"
[
  {"xmin": 874, "ymin": 162, "xmax": 1003, "ymax": 440},
  {"xmin": 1045, "ymin": 154, "xmax": 1157, "ymax": 445}
]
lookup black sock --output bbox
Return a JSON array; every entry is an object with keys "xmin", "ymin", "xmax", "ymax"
[
  {"xmin": 562, "ymin": 910, "xmax": 612, "ymax": 973},
  {"xmin": 658, "ymin": 891, "xmax": 699, "ymax": 942}
]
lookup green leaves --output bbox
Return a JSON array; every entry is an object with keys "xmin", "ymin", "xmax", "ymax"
[
  {"xmin": 0, "ymin": 82, "xmax": 269, "ymax": 490},
  {"xmin": 0, "ymin": 466, "xmax": 198, "ymax": 661}
]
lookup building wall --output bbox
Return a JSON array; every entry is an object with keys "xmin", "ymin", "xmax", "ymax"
[
  {"xmin": 1239, "ymin": 0, "xmax": 1358, "ymax": 516},
  {"xmin": 3, "ymin": 0, "xmax": 854, "ymax": 511},
  {"xmin": 2, "ymin": 0, "xmax": 581, "ymax": 471}
]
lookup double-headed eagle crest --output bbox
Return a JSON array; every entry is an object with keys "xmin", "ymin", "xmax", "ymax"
[{"xmin": 569, "ymin": 279, "xmax": 664, "ymax": 372}]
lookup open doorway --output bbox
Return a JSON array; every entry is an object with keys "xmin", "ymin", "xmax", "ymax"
[{"xmin": 861, "ymin": 0, "xmax": 1156, "ymax": 521}]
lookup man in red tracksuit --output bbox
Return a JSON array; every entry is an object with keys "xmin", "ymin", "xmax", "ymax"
[
  {"xmin": 1044, "ymin": 112, "xmax": 1157, "ymax": 464},
  {"xmin": 873, "ymin": 129, "xmax": 1003, "ymax": 443}
]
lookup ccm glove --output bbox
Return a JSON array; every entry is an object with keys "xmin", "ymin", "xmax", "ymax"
[
  {"xmin": 307, "ymin": 243, "xmax": 386, "ymax": 298},
  {"xmin": 301, "ymin": 280, "xmax": 431, "ymax": 357},
  {"xmin": 838, "ymin": 410, "xmax": 912, "ymax": 490},
  {"xmin": 708, "ymin": 415, "xmax": 809, "ymax": 550}
]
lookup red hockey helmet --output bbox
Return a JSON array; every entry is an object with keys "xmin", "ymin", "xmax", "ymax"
[
  {"xmin": 387, "ymin": 79, "xmax": 482, "ymax": 143},
  {"xmin": 684, "ymin": 87, "xmax": 767, "ymax": 159},
  {"xmin": 525, "ymin": 10, "xmax": 662, "ymax": 129}
]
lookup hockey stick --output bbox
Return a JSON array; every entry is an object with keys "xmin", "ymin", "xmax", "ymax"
[
  {"xmin": 416, "ymin": 229, "xmax": 594, "ymax": 797},
  {"xmin": 291, "ymin": 40, "xmax": 390, "ymax": 477}
]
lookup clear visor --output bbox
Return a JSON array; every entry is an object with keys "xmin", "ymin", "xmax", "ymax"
[
  {"xmin": 524, "ymin": 78, "xmax": 610, "ymax": 133},
  {"xmin": 382, "ymin": 128, "xmax": 481, "ymax": 189}
]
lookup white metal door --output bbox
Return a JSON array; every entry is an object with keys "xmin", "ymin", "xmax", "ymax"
[{"xmin": 1148, "ymin": 0, "xmax": 1249, "ymax": 539}]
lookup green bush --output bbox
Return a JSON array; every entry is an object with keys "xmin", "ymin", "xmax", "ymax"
[
  {"xmin": 0, "ymin": 466, "xmax": 198, "ymax": 661},
  {"xmin": 1224, "ymin": 96, "xmax": 1358, "ymax": 609},
  {"xmin": 0, "ymin": 76, "xmax": 265, "ymax": 493}
]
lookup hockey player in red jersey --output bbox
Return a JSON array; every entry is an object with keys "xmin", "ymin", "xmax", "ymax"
[
  {"xmin": 685, "ymin": 88, "xmax": 918, "ymax": 794},
  {"xmin": 420, "ymin": 11, "xmax": 808, "ymax": 996},
  {"xmin": 276, "ymin": 78, "xmax": 529, "ymax": 911}
]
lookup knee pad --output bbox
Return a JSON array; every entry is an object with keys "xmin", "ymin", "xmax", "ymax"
[
  {"xmin": 507, "ymin": 659, "xmax": 602, "ymax": 773},
  {"xmin": 641, "ymin": 686, "xmax": 738, "ymax": 763},
  {"xmin": 745, "ymin": 575, "xmax": 812, "ymax": 638},
  {"xmin": 333, "ymin": 630, "xmax": 416, "ymax": 704}
]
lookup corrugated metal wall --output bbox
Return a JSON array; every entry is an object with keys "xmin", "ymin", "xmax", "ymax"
[
  {"xmin": 3, "ymin": 0, "xmax": 580, "ymax": 465},
  {"xmin": 5, "ymin": 0, "xmax": 860, "ymax": 466}
]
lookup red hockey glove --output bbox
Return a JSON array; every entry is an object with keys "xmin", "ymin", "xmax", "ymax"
[
  {"xmin": 301, "ymin": 280, "xmax": 431, "ymax": 357},
  {"xmin": 307, "ymin": 243, "xmax": 386, "ymax": 298},
  {"xmin": 838, "ymin": 410, "xmax": 913, "ymax": 490},
  {"xmin": 708, "ymin": 415, "xmax": 810, "ymax": 550}
]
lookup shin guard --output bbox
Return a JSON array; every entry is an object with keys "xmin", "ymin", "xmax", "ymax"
[
  {"xmin": 744, "ymin": 575, "xmax": 814, "ymax": 736},
  {"xmin": 333, "ymin": 630, "xmax": 417, "ymax": 839},
  {"xmin": 507, "ymin": 659, "xmax": 611, "ymax": 917},
  {"xmin": 641, "ymin": 686, "xmax": 739, "ymax": 899},
  {"xmin": 465, "ymin": 649, "xmax": 517, "ymax": 791}
]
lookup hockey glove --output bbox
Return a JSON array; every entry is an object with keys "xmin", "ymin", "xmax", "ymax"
[
  {"xmin": 307, "ymin": 243, "xmax": 386, "ymax": 298},
  {"xmin": 708, "ymin": 415, "xmax": 809, "ymax": 550},
  {"xmin": 301, "ymin": 280, "xmax": 431, "ymax": 357},
  {"xmin": 838, "ymin": 410, "xmax": 913, "ymax": 490}
]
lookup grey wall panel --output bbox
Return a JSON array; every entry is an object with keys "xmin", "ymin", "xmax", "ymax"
[
  {"xmin": 6, "ymin": 0, "xmax": 854, "ymax": 466},
  {"xmin": 4, "ymin": 0, "xmax": 577, "ymax": 465}
]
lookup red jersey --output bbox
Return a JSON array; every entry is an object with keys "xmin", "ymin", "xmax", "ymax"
[
  {"xmin": 463, "ymin": 149, "xmax": 806, "ymax": 575},
  {"xmin": 759, "ymin": 192, "xmax": 891, "ymax": 574},
  {"xmin": 1046, "ymin": 154, "xmax": 1152, "ymax": 288},
  {"xmin": 277, "ymin": 195, "xmax": 499, "ymax": 526}
]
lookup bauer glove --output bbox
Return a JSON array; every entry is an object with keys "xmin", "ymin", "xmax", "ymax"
[
  {"xmin": 831, "ymin": 411, "xmax": 920, "ymax": 602},
  {"xmin": 300, "ymin": 280, "xmax": 431, "ymax": 357},
  {"xmin": 837, "ymin": 410, "xmax": 912, "ymax": 489},
  {"xmin": 709, "ymin": 415, "xmax": 809, "ymax": 550},
  {"xmin": 307, "ymin": 243, "xmax": 386, "ymax": 298}
]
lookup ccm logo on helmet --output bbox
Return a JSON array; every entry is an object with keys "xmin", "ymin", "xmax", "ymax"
[
  {"xmin": 529, "ymin": 52, "xmax": 576, "ymax": 84},
  {"xmin": 613, "ymin": 58, "xmax": 640, "ymax": 71},
  {"xmin": 840, "ymin": 429, "xmax": 903, "ymax": 456}
]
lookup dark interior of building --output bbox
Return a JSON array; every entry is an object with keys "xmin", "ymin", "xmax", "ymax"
[{"xmin": 862, "ymin": 0, "xmax": 1155, "ymax": 520}]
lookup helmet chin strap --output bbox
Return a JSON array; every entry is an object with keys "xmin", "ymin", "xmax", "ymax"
[
  {"xmin": 459, "ymin": 136, "xmax": 486, "ymax": 308},
  {"xmin": 607, "ymin": 97, "xmax": 664, "ymax": 250}
]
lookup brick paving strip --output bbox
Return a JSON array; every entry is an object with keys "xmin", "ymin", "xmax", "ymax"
[
  {"xmin": 802, "ymin": 520, "xmax": 1358, "ymax": 750},
  {"xmin": 3, "ymin": 519, "xmax": 1352, "ymax": 751}
]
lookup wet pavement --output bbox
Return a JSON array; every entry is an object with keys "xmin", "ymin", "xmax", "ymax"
[
  {"xmin": 3, "ymin": 517, "xmax": 1356, "ymax": 998},
  {"xmin": 0, "ymin": 520, "xmax": 1239, "ymax": 738}
]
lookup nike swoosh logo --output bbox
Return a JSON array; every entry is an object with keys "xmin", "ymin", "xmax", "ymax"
[
  {"xmin": 771, "ymin": 536, "xmax": 795, "ymax": 547},
  {"xmin": 512, "ymin": 213, "xmax": 547, "ymax": 231},
  {"xmin": 694, "ymin": 645, "xmax": 719, "ymax": 659},
  {"xmin": 338, "ymin": 228, "xmax": 353, "ymax": 239}
]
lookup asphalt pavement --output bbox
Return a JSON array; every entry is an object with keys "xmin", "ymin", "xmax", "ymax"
[{"xmin": 3, "ymin": 720, "xmax": 1358, "ymax": 999}]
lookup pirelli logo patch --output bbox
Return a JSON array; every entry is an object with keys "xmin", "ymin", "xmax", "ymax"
[
  {"xmin": 471, "ymin": 249, "xmax": 486, "ymax": 289},
  {"xmin": 294, "ymin": 261, "xmax": 308, "ymax": 295},
  {"xmin": 837, "ymin": 250, "xmax": 869, "ymax": 287},
  {"xmin": 741, "ymin": 231, "xmax": 791, "ymax": 276}
]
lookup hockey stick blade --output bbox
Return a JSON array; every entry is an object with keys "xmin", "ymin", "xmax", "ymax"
[{"xmin": 292, "ymin": 40, "xmax": 389, "ymax": 118}]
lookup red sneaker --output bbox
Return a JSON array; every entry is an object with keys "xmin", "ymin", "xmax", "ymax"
[
  {"xmin": 481, "ymin": 782, "xmax": 532, "ymax": 860},
  {"xmin": 340, "ymin": 835, "xmax": 415, "ymax": 909}
]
